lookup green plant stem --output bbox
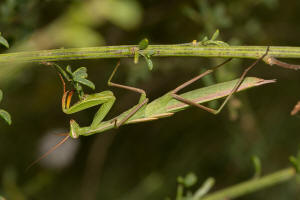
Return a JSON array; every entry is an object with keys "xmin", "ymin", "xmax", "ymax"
[
  {"xmin": 201, "ymin": 167, "xmax": 296, "ymax": 200},
  {"xmin": 1, "ymin": 45, "xmax": 300, "ymax": 63}
]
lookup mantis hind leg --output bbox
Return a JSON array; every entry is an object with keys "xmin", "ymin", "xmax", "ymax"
[
  {"xmin": 170, "ymin": 47, "xmax": 270, "ymax": 115},
  {"xmin": 108, "ymin": 61, "xmax": 149, "ymax": 127}
]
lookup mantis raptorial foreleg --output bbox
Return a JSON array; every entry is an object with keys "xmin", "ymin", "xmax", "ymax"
[
  {"xmin": 171, "ymin": 47, "xmax": 270, "ymax": 114},
  {"xmin": 58, "ymin": 61, "xmax": 149, "ymax": 131},
  {"xmin": 60, "ymin": 79, "xmax": 116, "ymax": 133}
]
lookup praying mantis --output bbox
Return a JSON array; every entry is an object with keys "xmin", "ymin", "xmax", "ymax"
[
  {"xmin": 29, "ymin": 47, "xmax": 275, "ymax": 167},
  {"xmin": 61, "ymin": 53, "xmax": 272, "ymax": 138}
]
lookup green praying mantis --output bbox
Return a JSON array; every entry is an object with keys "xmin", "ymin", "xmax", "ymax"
[{"xmin": 27, "ymin": 47, "xmax": 277, "ymax": 168}]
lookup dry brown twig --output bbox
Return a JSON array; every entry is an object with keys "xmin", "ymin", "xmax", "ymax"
[{"xmin": 291, "ymin": 101, "xmax": 300, "ymax": 115}]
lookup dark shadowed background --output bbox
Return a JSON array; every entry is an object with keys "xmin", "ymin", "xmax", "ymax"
[{"xmin": 0, "ymin": 0, "xmax": 300, "ymax": 199}]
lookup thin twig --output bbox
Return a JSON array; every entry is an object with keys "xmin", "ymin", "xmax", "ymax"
[{"xmin": 264, "ymin": 56, "xmax": 300, "ymax": 70}]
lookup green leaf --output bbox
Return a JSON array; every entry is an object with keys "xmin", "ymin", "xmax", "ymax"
[
  {"xmin": 177, "ymin": 173, "xmax": 197, "ymax": 187},
  {"xmin": 0, "ymin": 109, "xmax": 11, "ymax": 125},
  {"xmin": 73, "ymin": 67, "xmax": 88, "ymax": 79},
  {"xmin": 66, "ymin": 65, "xmax": 73, "ymax": 77},
  {"xmin": 183, "ymin": 173, "xmax": 197, "ymax": 187},
  {"xmin": 0, "ymin": 89, "xmax": 2, "ymax": 103},
  {"xmin": 211, "ymin": 29, "xmax": 220, "ymax": 41},
  {"xmin": 145, "ymin": 57, "xmax": 153, "ymax": 71},
  {"xmin": 201, "ymin": 36, "xmax": 208, "ymax": 42},
  {"xmin": 74, "ymin": 83, "xmax": 84, "ymax": 99},
  {"xmin": 141, "ymin": 52, "xmax": 154, "ymax": 71},
  {"xmin": 252, "ymin": 155, "xmax": 262, "ymax": 178},
  {"xmin": 74, "ymin": 77, "xmax": 95, "ymax": 90},
  {"xmin": 211, "ymin": 40, "xmax": 229, "ymax": 46},
  {"xmin": 0, "ymin": 32, "xmax": 9, "ymax": 48},
  {"xmin": 138, "ymin": 38, "xmax": 149, "ymax": 50},
  {"xmin": 53, "ymin": 63, "xmax": 71, "ymax": 81}
]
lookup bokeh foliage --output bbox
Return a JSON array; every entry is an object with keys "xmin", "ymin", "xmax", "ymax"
[{"xmin": 1, "ymin": 0, "xmax": 300, "ymax": 199}]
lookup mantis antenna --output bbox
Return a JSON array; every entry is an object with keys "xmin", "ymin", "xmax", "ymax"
[
  {"xmin": 27, "ymin": 135, "xmax": 70, "ymax": 170},
  {"xmin": 27, "ymin": 69, "xmax": 75, "ymax": 170}
]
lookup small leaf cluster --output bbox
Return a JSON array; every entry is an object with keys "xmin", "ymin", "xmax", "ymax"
[
  {"xmin": 167, "ymin": 173, "xmax": 214, "ymax": 200},
  {"xmin": 0, "ymin": 89, "xmax": 11, "ymax": 125},
  {"xmin": 177, "ymin": 173, "xmax": 198, "ymax": 188},
  {"xmin": 138, "ymin": 38, "xmax": 149, "ymax": 50},
  {"xmin": 53, "ymin": 63, "xmax": 95, "ymax": 100},
  {"xmin": 133, "ymin": 38, "xmax": 154, "ymax": 71},
  {"xmin": 198, "ymin": 29, "xmax": 229, "ymax": 46}
]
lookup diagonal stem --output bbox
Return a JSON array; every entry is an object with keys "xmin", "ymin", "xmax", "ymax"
[{"xmin": 201, "ymin": 167, "xmax": 296, "ymax": 200}]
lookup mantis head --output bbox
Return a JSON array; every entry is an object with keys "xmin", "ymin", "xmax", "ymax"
[{"xmin": 69, "ymin": 119, "xmax": 81, "ymax": 139}]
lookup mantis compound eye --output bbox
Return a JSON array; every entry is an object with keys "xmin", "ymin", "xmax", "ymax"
[{"xmin": 70, "ymin": 119, "xmax": 80, "ymax": 139}]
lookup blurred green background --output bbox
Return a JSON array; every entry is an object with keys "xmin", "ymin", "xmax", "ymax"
[{"xmin": 1, "ymin": 0, "xmax": 300, "ymax": 199}]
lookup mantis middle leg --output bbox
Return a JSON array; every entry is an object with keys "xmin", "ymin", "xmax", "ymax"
[{"xmin": 107, "ymin": 61, "xmax": 149, "ymax": 127}]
